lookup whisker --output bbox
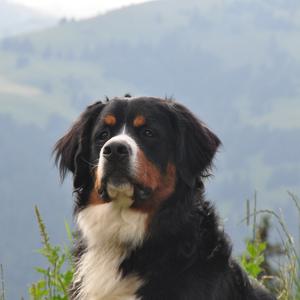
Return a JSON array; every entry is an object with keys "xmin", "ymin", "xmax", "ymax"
[{"xmin": 80, "ymin": 157, "xmax": 99, "ymax": 168}]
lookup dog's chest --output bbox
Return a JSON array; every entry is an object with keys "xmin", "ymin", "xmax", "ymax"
[{"xmin": 74, "ymin": 203, "xmax": 147, "ymax": 300}]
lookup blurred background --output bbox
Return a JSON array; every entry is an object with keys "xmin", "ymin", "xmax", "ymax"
[{"xmin": 0, "ymin": 0, "xmax": 299, "ymax": 298}]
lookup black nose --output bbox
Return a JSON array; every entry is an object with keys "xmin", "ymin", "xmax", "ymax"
[{"xmin": 103, "ymin": 142, "xmax": 131, "ymax": 161}]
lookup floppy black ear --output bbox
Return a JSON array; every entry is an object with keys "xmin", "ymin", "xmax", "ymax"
[
  {"xmin": 170, "ymin": 102, "xmax": 221, "ymax": 187},
  {"xmin": 53, "ymin": 101, "xmax": 105, "ymax": 188}
]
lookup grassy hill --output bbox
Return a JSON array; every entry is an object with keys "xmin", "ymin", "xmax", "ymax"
[{"xmin": 0, "ymin": 0, "xmax": 299, "ymax": 298}]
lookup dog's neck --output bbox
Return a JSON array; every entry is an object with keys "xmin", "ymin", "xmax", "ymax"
[{"xmin": 73, "ymin": 203, "xmax": 147, "ymax": 300}]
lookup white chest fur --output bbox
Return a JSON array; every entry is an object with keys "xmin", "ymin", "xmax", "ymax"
[{"xmin": 74, "ymin": 203, "xmax": 147, "ymax": 300}]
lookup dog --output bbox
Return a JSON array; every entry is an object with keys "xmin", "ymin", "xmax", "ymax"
[{"xmin": 54, "ymin": 96, "xmax": 275, "ymax": 300}]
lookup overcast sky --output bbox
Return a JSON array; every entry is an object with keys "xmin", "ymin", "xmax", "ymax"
[{"xmin": 8, "ymin": 0, "xmax": 153, "ymax": 19}]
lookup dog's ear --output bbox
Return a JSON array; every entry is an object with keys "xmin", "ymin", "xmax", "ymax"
[
  {"xmin": 53, "ymin": 101, "xmax": 105, "ymax": 188},
  {"xmin": 169, "ymin": 102, "xmax": 221, "ymax": 187}
]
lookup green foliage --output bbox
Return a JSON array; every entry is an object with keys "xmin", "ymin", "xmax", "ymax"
[
  {"xmin": 29, "ymin": 206, "xmax": 74, "ymax": 300},
  {"xmin": 241, "ymin": 194, "xmax": 269, "ymax": 280},
  {"xmin": 241, "ymin": 240, "xmax": 266, "ymax": 278},
  {"xmin": 27, "ymin": 192, "xmax": 300, "ymax": 300},
  {"xmin": 242, "ymin": 192, "xmax": 300, "ymax": 300}
]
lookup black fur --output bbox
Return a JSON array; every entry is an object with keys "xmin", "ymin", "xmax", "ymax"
[
  {"xmin": 169, "ymin": 102, "xmax": 221, "ymax": 187},
  {"xmin": 54, "ymin": 96, "xmax": 275, "ymax": 300},
  {"xmin": 54, "ymin": 101, "xmax": 105, "ymax": 209}
]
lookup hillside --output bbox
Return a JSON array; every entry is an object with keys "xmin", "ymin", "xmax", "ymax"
[
  {"xmin": 0, "ymin": 0, "xmax": 299, "ymax": 298},
  {"xmin": 0, "ymin": 0, "xmax": 56, "ymax": 38}
]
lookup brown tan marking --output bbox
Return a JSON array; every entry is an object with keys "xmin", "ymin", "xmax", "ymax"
[
  {"xmin": 133, "ymin": 115, "xmax": 146, "ymax": 128},
  {"xmin": 134, "ymin": 149, "xmax": 176, "ymax": 217},
  {"xmin": 153, "ymin": 163, "xmax": 176, "ymax": 202},
  {"xmin": 104, "ymin": 114, "xmax": 117, "ymax": 126},
  {"xmin": 88, "ymin": 189, "xmax": 105, "ymax": 205},
  {"xmin": 136, "ymin": 150, "xmax": 161, "ymax": 190},
  {"xmin": 88, "ymin": 168, "xmax": 105, "ymax": 205}
]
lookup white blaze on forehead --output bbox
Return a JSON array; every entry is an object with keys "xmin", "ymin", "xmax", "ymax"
[{"xmin": 121, "ymin": 125, "xmax": 127, "ymax": 134}]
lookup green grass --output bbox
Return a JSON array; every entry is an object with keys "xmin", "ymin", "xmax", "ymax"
[
  {"xmin": 241, "ymin": 240, "xmax": 267, "ymax": 278},
  {"xmin": 22, "ymin": 193, "xmax": 300, "ymax": 299},
  {"xmin": 240, "ymin": 192, "xmax": 300, "ymax": 300},
  {"xmin": 29, "ymin": 206, "xmax": 74, "ymax": 300}
]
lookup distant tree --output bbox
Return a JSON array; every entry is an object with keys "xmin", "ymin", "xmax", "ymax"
[
  {"xmin": 15, "ymin": 56, "xmax": 30, "ymax": 68},
  {"xmin": 1, "ymin": 38, "xmax": 34, "ymax": 54},
  {"xmin": 42, "ymin": 46, "xmax": 53, "ymax": 60}
]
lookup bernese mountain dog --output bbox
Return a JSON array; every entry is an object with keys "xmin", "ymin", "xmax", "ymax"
[{"xmin": 54, "ymin": 96, "xmax": 275, "ymax": 300}]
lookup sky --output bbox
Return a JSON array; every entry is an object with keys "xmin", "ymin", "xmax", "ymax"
[{"xmin": 7, "ymin": 0, "xmax": 153, "ymax": 19}]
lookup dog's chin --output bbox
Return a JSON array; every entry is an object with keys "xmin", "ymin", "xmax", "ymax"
[
  {"xmin": 99, "ymin": 177, "xmax": 132, "ymax": 208},
  {"xmin": 99, "ymin": 176, "xmax": 153, "ymax": 208}
]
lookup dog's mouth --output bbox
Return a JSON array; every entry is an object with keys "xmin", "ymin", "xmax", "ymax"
[{"xmin": 98, "ymin": 176, "xmax": 153, "ymax": 208}]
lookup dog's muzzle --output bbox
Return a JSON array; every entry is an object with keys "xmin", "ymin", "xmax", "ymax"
[{"xmin": 97, "ymin": 135, "xmax": 138, "ymax": 206}]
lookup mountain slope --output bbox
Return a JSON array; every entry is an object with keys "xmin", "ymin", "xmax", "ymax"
[{"xmin": 1, "ymin": 0, "xmax": 300, "ymax": 127}]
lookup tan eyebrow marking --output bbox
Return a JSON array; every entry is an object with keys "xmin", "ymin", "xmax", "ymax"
[
  {"xmin": 133, "ymin": 115, "xmax": 146, "ymax": 127},
  {"xmin": 104, "ymin": 114, "xmax": 116, "ymax": 126}
]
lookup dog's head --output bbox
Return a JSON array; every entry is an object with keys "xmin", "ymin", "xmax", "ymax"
[{"xmin": 54, "ymin": 96, "xmax": 220, "ymax": 213}]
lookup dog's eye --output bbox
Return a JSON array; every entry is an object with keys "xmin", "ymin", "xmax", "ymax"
[
  {"xmin": 98, "ymin": 130, "xmax": 109, "ymax": 140},
  {"xmin": 143, "ymin": 129, "xmax": 154, "ymax": 137}
]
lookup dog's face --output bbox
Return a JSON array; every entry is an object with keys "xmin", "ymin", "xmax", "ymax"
[
  {"xmin": 54, "ymin": 97, "xmax": 220, "ymax": 215},
  {"xmin": 90, "ymin": 98, "xmax": 178, "ymax": 212}
]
